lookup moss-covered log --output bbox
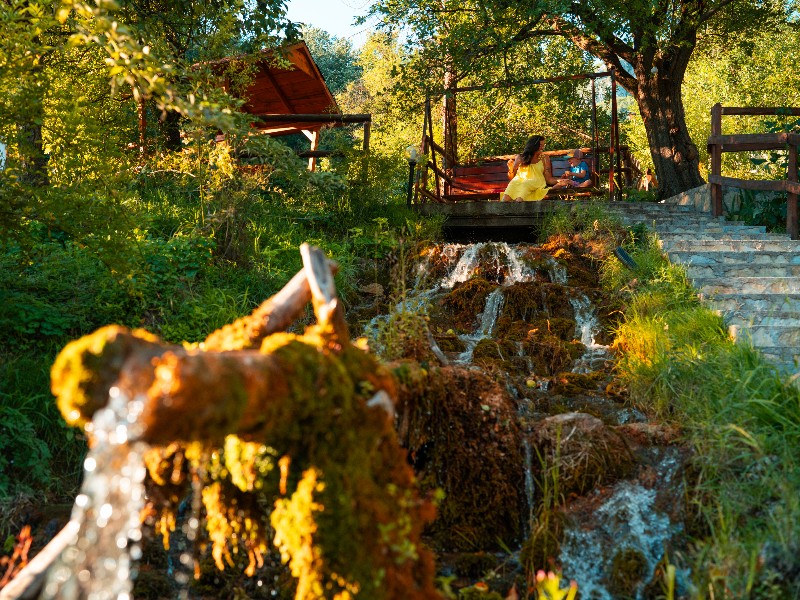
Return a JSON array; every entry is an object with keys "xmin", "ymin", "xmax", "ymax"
[{"xmin": 48, "ymin": 245, "xmax": 441, "ymax": 600}]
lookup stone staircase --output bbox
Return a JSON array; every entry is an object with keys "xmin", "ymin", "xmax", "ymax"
[{"xmin": 603, "ymin": 186, "xmax": 800, "ymax": 377}]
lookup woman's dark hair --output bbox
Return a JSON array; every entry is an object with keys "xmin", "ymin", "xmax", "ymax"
[{"xmin": 520, "ymin": 135, "xmax": 545, "ymax": 166}]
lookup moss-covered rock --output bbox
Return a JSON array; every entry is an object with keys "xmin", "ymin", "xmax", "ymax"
[
  {"xmin": 394, "ymin": 364, "xmax": 526, "ymax": 552},
  {"xmin": 439, "ymin": 278, "xmax": 495, "ymax": 331},
  {"xmin": 530, "ymin": 412, "xmax": 635, "ymax": 497},
  {"xmin": 607, "ymin": 547, "xmax": 648, "ymax": 597},
  {"xmin": 550, "ymin": 371, "xmax": 607, "ymax": 396},
  {"xmin": 523, "ymin": 332, "xmax": 579, "ymax": 376}
]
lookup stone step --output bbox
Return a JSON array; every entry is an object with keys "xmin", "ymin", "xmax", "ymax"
[
  {"xmin": 686, "ymin": 263, "xmax": 800, "ymax": 279},
  {"xmin": 725, "ymin": 311, "xmax": 800, "ymax": 329},
  {"xmin": 728, "ymin": 323, "xmax": 800, "ymax": 347},
  {"xmin": 661, "ymin": 239, "xmax": 800, "ymax": 252},
  {"xmin": 608, "ymin": 207, "xmax": 716, "ymax": 217},
  {"xmin": 757, "ymin": 347, "xmax": 800, "ymax": 373},
  {"xmin": 655, "ymin": 227, "xmax": 769, "ymax": 237},
  {"xmin": 607, "ymin": 202, "xmax": 696, "ymax": 212},
  {"xmin": 693, "ymin": 277, "xmax": 800, "ymax": 295},
  {"xmin": 706, "ymin": 294, "xmax": 800, "ymax": 315},
  {"xmin": 668, "ymin": 250, "xmax": 800, "ymax": 267}
]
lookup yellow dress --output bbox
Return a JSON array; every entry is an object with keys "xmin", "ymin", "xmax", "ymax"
[{"xmin": 502, "ymin": 160, "xmax": 549, "ymax": 201}]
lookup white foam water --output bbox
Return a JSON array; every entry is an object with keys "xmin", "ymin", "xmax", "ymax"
[
  {"xmin": 454, "ymin": 288, "xmax": 504, "ymax": 364},
  {"xmin": 43, "ymin": 389, "xmax": 148, "ymax": 600},
  {"xmin": 569, "ymin": 293, "xmax": 611, "ymax": 374},
  {"xmin": 559, "ymin": 483, "xmax": 675, "ymax": 600}
]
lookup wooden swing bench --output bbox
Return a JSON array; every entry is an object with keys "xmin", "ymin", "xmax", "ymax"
[
  {"xmin": 447, "ymin": 149, "xmax": 601, "ymax": 201},
  {"xmin": 417, "ymin": 139, "xmax": 640, "ymax": 204}
]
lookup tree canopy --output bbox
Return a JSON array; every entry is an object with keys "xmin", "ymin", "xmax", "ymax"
[{"xmin": 368, "ymin": 0, "xmax": 791, "ymax": 196}]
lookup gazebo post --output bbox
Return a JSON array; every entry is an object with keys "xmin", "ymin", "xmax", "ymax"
[
  {"xmin": 591, "ymin": 77, "xmax": 598, "ymax": 185},
  {"xmin": 609, "ymin": 68, "xmax": 620, "ymax": 201},
  {"xmin": 303, "ymin": 129, "xmax": 320, "ymax": 171}
]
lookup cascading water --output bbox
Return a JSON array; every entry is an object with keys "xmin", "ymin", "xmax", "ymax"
[
  {"xmin": 569, "ymin": 293, "xmax": 612, "ymax": 374},
  {"xmin": 454, "ymin": 287, "xmax": 504, "ymax": 364},
  {"xmin": 558, "ymin": 449, "xmax": 689, "ymax": 599},
  {"xmin": 42, "ymin": 388, "xmax": 148, "ymax": 600},
  {"xmin": 371, "ymin": 239, "xmax": 687, "ymax": 596}
]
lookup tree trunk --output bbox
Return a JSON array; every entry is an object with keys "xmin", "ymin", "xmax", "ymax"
[
  {"xmin": 160, "ymin": 109, "xmax": 183, "ymax": 151},
  {"xmin": 17, "ymin": 62, "xmax": 49, "ymax": 187},
  {"xmin": 631, "ymin": 57, "xmax": 704, "ymax": 199},
  {"xmin": 18, "ymin": 121, "xmax": 49, "ymax": 186}
]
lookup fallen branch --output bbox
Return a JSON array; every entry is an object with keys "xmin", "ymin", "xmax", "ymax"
[{"xmin": 0, "ymin": 521, "xmax": 79, "ymax": 600}]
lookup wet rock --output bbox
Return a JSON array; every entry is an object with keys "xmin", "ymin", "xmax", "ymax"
[
  {"xmin": 359, "ymin": 282, "xmax": 385, "ymax": 297},
  {"xmin": 438, "ymin": 277, "xmax": 495, "ymax": 332},
  {"xmin": 615, "ymin": 422, "xmax": 682, "ymax": 447},
  {"xmin": 530, "ymin": 413, "xmax": 635, "ymax": 497},
  {"xmin": 434, "ymin": 333, "xmax": 467, "ymax": 353},
  {"xmin": 523, "ymin": 332, "xmax": 584, "ymax": 377},
  {"xmin": 550, "ymin": 371, "xmax": 608, "ymax": 396},
  {"xmin": 607, "ymin": 547, "xmax": 648, "ymax": 597}
]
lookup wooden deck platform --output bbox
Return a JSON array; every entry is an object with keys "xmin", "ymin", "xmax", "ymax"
[{"xmin": 414, "ymin": 199, "xmax": 592, "ymax": 242}]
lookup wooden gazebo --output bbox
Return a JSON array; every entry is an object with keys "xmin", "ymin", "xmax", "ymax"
[{"xmin": 220, "ymin": 42, "xmax": 372, "ymax": 170}]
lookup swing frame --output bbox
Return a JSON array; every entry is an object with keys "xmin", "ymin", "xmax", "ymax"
[{"xmin": 413, "ymin": 67, "xmax": 640, "ymax": 204}]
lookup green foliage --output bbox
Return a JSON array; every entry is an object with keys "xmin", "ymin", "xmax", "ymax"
[
  {"xmin": 301, "ymin": 26, "xmax": 362, "ymax": 96},
  {"xmin": 725, "ymin": 189, "xmax": 787, "ymax": 232},
  {"xmin": 538, "ymin": 202, "xmax": 624, "ymax": 241},
  {"xmin": 0, "ymin": 353, "xmax": 85, "ymax": 502}
]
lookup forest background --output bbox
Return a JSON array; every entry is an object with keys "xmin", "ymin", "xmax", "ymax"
[{"xmin": 1, "ymin": 0, "xmax": 800, "ymax": 591}]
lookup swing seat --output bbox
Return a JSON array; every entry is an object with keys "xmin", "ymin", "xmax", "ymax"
[{"xmin": 443, "ymin": 150, "xmax": 602, "ymax": 202}]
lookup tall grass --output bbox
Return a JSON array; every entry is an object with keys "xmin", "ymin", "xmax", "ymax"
[{"xmin": 605, "ymin": 234, "xmax": 800, "ymax": 597}]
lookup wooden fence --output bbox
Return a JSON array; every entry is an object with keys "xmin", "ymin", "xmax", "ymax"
[{"xmin": 707, "ymin": 104, "xmax": 799, "ymax": 239}]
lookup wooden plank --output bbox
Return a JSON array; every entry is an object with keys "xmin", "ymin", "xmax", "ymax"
[
  {"xmin": 427, "ymin": 138, "xmax": 456, "ymax": 167},
  {"xmin": 451, "ymin": 71, "xmax": 611, "ymax": 93},
  {"xmin": 721, "ymin": 107, "xmax": 800, "ymax": 116},
  {"xmin": 707, "ymin": 133, "xmax": 789, "ymax": 149},
  {"xmin": 443, "ymin": 192, "xmax": 498, "ymax": 201},
  {"xmin": 418, "ymin": 188, "xmax": 442, "ymax": 203},
  {"xmin": 454, "ymin": 164, "xmax": 506, "ymax": 177},
  {"xmin": 454, "ymin": 176, "xmax": 508, "ymax": 187},
  {"xmin": 788, "ymin": 144, "xmax": 798, "ymax": 239},
  {"xmin": 708, "ymin": 174, "xmax": 788, "ymax": 192},
  {"xmin": 255, "ymin": 113, "xmax": 371, "ymax": 123},
  {"xmin": 710, "ymin": 103, "xmax": 723, "ymax": 216},
  {"xmin": 428, "ymin": 162, "xmax": 454, "ymax": 185}
]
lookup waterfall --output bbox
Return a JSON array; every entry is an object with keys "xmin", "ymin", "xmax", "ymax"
[
  {"xmin": 441, "ymin": 243, "xmax": 485, "ymax": 288},
  {"xmin": 558, "ymin": 449, "xmax": 688, "ymax": 600},
  {"xmin": 569, "ymin": 292, "xmax": 611, "ymax": 374},
  {"xmin": 502, "ymin": 243, "xmax": 537, "ymax": 283},
  {"xmin": 454, "ymin": 287, "xmax": 504, "ymax": 364}
]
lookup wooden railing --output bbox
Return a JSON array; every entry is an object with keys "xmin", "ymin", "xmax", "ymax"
[{"xmin": 708, "ymin": 104, "xmax": 799, "ymax": 239}]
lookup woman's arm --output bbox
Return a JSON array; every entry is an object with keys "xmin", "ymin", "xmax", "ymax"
[
  {"xmin": 507, "ymin": 154, "xmax": 522, "ymax": 179},
  {"xmin": 543, "ymin": 156, "xmax": 560, "ymax": 186}
]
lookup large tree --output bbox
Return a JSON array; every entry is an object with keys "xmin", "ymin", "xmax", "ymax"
[{"xmin": 369, "ymin": 0, "xmax": 787, "ymax": 197}]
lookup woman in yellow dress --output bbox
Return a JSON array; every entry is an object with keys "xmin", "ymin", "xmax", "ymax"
[{"xmin": 501, "ymin": 135, "xmax": 559, "ymax": 202}]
